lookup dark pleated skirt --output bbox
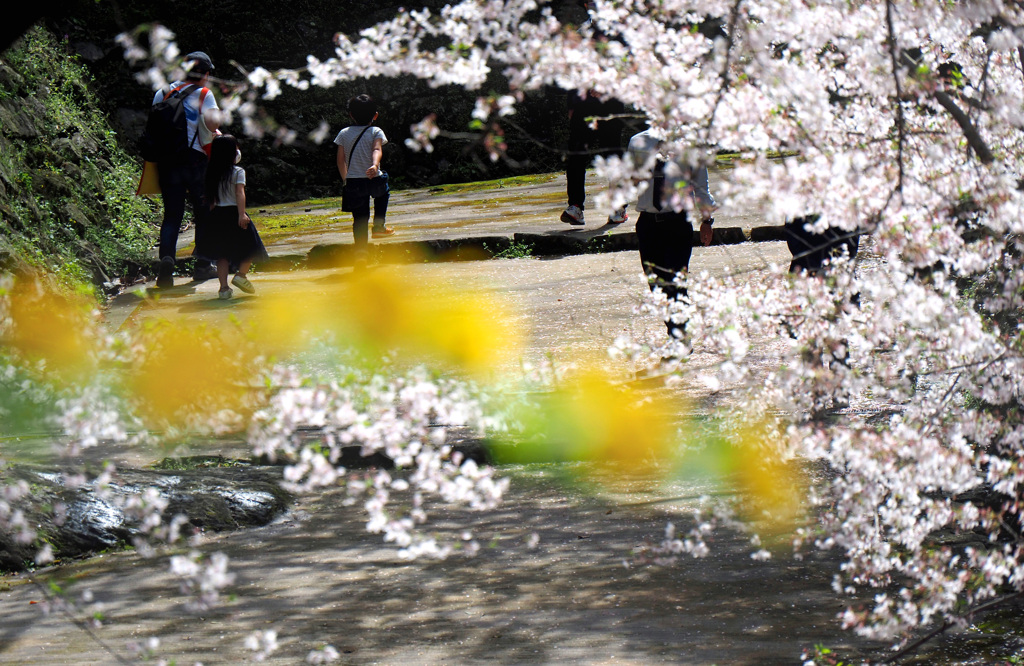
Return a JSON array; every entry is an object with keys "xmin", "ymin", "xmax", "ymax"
[{"xmin": 196, "ymin": 206, "xmax": 269, "ymax": 265}]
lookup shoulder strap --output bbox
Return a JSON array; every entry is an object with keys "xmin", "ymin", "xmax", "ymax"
[
  {"xmin": 163, "ymin": 83, "xmax": 200, "ymax": 101},
  {"xmin": 346, "ymin": 125, "xmax": 372, "ymax": 167}
]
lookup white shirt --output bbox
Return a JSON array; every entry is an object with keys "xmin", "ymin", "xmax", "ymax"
[
  {"xmin": 333, "ymin": 125, "xmax": 388, "ymax": 177},
  {"xmin": 628, "ymin": 130, "xmax": 716, "ymax": 215},
  {"xmin": 214, "ymin": 167, "xmax": 245, "ymax": 206}
]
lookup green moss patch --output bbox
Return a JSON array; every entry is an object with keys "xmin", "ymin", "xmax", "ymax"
[{"xmin": 427, "ymin": 172, "xmax": 559, "ymax": 195}]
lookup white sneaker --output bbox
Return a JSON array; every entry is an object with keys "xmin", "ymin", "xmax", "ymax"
[
  {"xmin": 560, "ymin": 204, "xmax": 585, "ymax": 226},
  {"xmin": 608, "ymin": 209, "xmax": 628, "ymax": 224},
  {"xmin": 231, "ymin": 274, "xmax": 255, "ymax": 294},
  {"xmin": 218, "ymin": 287, "xmax": 233, "ymax": 300}
]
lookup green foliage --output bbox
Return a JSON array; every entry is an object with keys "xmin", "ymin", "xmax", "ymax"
[
  {"xmin": 804, "ymin": 644, "xmax": 848, "ymax": 666},
  {"xmin": 488, "ymin": 240, "xmax": 534, "ymax": 259},
  {"xmin": 0, "ymin": 26, "xmax": 159, "ymax": 291}
]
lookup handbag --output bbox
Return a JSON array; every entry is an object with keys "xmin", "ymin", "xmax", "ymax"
[
  {"xmin": 369, "ymin": 170, "xmax": 389, "ymax": 199},
  {"xmin": 136, "ymin": 160, "xmax": 160, "ymax": 196}
]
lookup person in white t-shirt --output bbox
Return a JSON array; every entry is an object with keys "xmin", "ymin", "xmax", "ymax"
[
  {"xmin": 153, "ymin": 51, "xmax": 221, "ymax": 288},
  {"xmin": 196, "ymin": 135, "xmax": 268, "ymax": 300},
  {"xmin": 334, "ymin": 94, "xmax": 393, "ymax": 255}
]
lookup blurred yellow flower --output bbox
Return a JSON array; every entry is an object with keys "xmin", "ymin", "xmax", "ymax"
[
  {"xmin": 727, "ymin": 420, "xmax": 805, "ymax": 541},
  {"xmin": 3, "ymin": 274, "xmax": 96, "ymax": 380},
  {"xmin": 129, "ymin": 320, "xmax": 255, "ymax": 427},
  {"xmin": 254, "ymin": 270, "xmax": 521, "ymax": 375},
  {"xmin": 495, "ymin": 368, "xmax": 679, "ymax": 486}
]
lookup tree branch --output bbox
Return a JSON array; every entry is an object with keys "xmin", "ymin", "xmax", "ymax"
[
  {"xmin": 932, "ymin": 90, "xmax": 995, "ymax": 164},
  {"xmin": 885, "ymin": 1, "xmax": 906, "ymax": 194},
  {"xmin": 885, "ymin": 591, "xmax": 1024, "ymax": 664},
  {"xmin": 705, "ymin": 0, "xmax": 744, "ymax": 138}
]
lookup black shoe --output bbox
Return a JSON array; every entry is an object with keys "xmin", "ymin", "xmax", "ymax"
[
  {"xmin": 156, "ymin": 257, "xmax": 175, "ymax": 289},
  {"xmin": 192, "ymin": 262, "xmax": 218, "ymax": 282}
]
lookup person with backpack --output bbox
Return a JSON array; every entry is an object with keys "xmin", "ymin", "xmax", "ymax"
[{"xmin": 145, "ymin": 51, "xmax": 221, "ymax": 288}]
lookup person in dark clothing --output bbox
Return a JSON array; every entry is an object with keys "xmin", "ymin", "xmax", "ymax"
[
  {"xmin": 559, "ymin": 0, "xmax": 627, "ymax": 227},
  {"xmin": 196, "ymin": 135, "xmax": 268, "ymax": 300},
  {"xmin": 334, "ymin": 94, "xmax": 393, "ymax": 253},
  {"xmin": 560, "ymin": 90, "xmax": 627, "ymax": 226},
  {"xmin": 627, "ymin": 129, "xmax": 716, "ymax": 337},
  {"xmin": 154, "ymin": 51, "xmax": 221, "ymax": 288},
  {"xmin": 783, "ymin": 215, "xmax": 859, "ymax": 276}
]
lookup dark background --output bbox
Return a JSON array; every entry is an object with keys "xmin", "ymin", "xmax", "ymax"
[{"xmin": 44, "ymin": 0, "xmax": 602, "ymax": 205}]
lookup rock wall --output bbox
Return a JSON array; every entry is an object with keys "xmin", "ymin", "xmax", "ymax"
[{"xmin": 0, "ymin": 26, "xmax": 158, "ymax": 288}]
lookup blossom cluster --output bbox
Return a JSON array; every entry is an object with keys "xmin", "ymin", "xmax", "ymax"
[
  {"xmin": 250, "ymin": 361, "xmax": 508, "ymax": 556},
  {"xmin": 65, "ymin": 0, "xmax": 1024, "ymax": 654},
  {"xmin": 222, "ymin": 0, "xmax": 1024, "ymax": 647}
]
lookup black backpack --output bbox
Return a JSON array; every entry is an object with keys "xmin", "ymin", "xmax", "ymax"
[{"xmin": 139, "ymin": 84, "xmax": 200, "ymax": 163}]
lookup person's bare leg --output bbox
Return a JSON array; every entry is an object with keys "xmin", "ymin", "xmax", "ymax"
[{"xmin": 217, "ymin": 259, "xmax": 230, "ymax": 290}]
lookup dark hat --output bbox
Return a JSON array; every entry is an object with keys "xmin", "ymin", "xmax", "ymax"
[{"xmin": 184, "ymin": 51, "xmax": 214, "ymax": 73}]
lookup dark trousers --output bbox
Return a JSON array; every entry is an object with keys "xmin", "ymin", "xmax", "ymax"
[
  {"xmin": 157, "ymin": 150, "xmax": 209, "ymax": 263},
  {"xmin": 784, "ymin": 215, "xmax": 860, "ymax": 275},
  {"xmin": 637, "ymin": 211, "xmax": 694, "ymax": 336},
  {"xmin": 343, "ymin": 178, "xmax": 390, "ymax": 247},
  {"xmin": 566, "ymin": 97, "xmax": 624, "ymax": 209}
]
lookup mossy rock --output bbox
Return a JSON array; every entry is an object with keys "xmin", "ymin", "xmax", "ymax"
[{"xmin": 0, "ymin": 464, "xmax": 293, "ymax": 573}]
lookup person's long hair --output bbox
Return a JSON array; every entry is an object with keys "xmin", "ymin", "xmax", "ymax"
[{"xmin": 204, "ymin": 135, "xmax": 239, "ymax": 208}]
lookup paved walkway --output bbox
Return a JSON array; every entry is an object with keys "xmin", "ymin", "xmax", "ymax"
[
  {"xmin": 111, "ymin": 169, "xmax": 787, "ymax": 330},
  {"xmin": 168, "ymin": 168, "xmax": 781, "ymax": 270}
]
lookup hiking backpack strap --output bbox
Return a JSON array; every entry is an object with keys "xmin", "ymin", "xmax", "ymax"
[
  {"xmin": 163, "ymin": 83, "xmax": 200, "ymax": 101},
  {"xmin": 193, "ymin": 88, "xmax": 210, "ymax": 150},
  {"xmin": 164, "ymin": 84, "xmax": 203, "ymax": 149}
]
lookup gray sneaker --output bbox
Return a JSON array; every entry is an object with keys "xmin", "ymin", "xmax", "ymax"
[
  {"xmin": 218, "ymin": 287, "xmax": 233, "ymax": 300},
  {"xmin": 560, "ymin": 204, "xmax": 585, "ymax": 226},
  {"xmin": 231, "ymin": 274, "xmax": 255, "ymax": 294}
]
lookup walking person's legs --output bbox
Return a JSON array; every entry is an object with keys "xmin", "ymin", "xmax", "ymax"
[
  {"xmin": 156, "ymin": 162, "xmax": 188, "ymax": 288},
  {"xmin": 216, "ymin": 258, "xmax": 232, "ymax": 299},
  {"xmin": 343, "ymin": 179, "xmax": 372, "ymax": 267},
  {"xmin": 352, "ymin": 208, "xmax": 370, "ymax": 248},
  {"xmin": 230, "ymin": 260, "xmax": 255, "ymax": 294},
  {"xmin": 562, "ymin": 121, "xmax": 590, "ymax": 225},
  {"xmin": 182, "ymin": 155, "xmax": 216, "ymax": 281},
  {"xmin": 636, "ymin": 211, "xmax": 694, "ymax": 337},
  {"xmin": 371, "ymin": 190, "xmax": 394, "ymax": 237}
]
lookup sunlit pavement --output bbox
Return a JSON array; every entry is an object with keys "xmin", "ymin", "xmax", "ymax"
[{"xmin": 108, "ymin": 171, "xmax": 791, "ymax": 388}]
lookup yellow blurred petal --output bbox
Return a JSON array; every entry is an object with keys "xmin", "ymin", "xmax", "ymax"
[
  {"xmin": 4, "ymin": 275, "xmax": 96, "ymax": 379},
  {"xmin": 129, "ymin": 320, "xmax": 254, "ymax": 427},
  {"xmin": 729, "ymin": 420, "xmax": 805, "ymax": 539},
  {"xmin": 496, "ymin": 368, "xmax": 679, "ymax": 486},
  {"xmin": 252, "ymin": 270, "xmax": 521, "ymax": 375}
]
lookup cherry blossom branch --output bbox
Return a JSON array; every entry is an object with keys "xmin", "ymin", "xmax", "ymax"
[
  {"xmin": 29, "ymin": 577, "xmax": 133, "ymax": 665},
  {"xmin": 704, "ymin": 0, "xmax": 744, "ymax": 139},
  {"xmin": 884, "ymin": 591, "xmax": 1024, "ymax": 664},
  {"xmin": 931, "ymin": 90, "xmax": 995, "ymax": 164},
  {"xmin": 885, "ymin": 0, "xmax": 906, "ymax": 194}
]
